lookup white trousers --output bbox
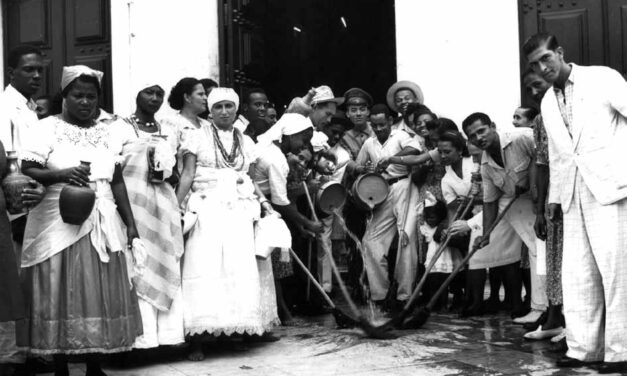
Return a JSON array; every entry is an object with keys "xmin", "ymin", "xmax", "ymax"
[
  {"xmin": 562, "ymin": 173, "xmax": 627, "ymax": 362},
  {"xmin": 316, "ymin": 214, "xmax": 334, "ymax": 293},
  {"xmin": 362, "ymin": 179, "xmax": 419, "ymax": 301},
  {"xmin": 500, "ymin": 194, "xmax": 548, "ymax": 311}
]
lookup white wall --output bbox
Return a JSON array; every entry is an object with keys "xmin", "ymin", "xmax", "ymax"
[
  {"xmin": 395, "ymin": 0, "xmax": 521, "ymax": 130},
  {"xmin": 111, "ymin": 0, "xmax": 220, "ymax": 117}
]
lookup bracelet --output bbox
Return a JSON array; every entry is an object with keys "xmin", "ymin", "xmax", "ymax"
[
  {"xmin": 399, "ymin": 156, "xmax": 404, "ymax": 163},
  {"xmin": 259, "ymin": 199, "xmax": 270, "ymax": 205}
]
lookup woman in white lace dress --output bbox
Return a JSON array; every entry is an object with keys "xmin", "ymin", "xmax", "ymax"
[
  {"xmin": 20, "ymin": 66, "xmax": 142, "ymax": 376},
  {"xmin": 175, "ymin": 87, "xmax": 279, "ymax": 361}
]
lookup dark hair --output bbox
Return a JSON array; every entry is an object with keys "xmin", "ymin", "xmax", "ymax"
[
  {"xmin": 200, "ymin": 78, "xmax": 218, "ymax": 90},
  {"xmin": 424, "ymin": 200, "xmax": 447, "ymax": 223},
  {"xmin": 522, "ymin": 33, "xmax": 559, "ymax": 57},
  {"xmin": 404, "ymin": 102, "xmax": 436, "ymax": 125},
  {"xmin": 521, "ymin": 67, "xmax": 539, "ymax": 81},
  {"xmin": 370, "ymin": 103, "xmax": 390, "ymax": 117},
  {"xmin": 61, "ymin": 74, "xmax": 101, "ymax": 98},
  {"xmin": 7, "ymin": 45, "xmax": 42, "ymax": 69},
  {"xmin": 168, "ymin": 77, "xmax": 202, "ymax": 110},
  {"xmin": 437, "ymin": 130, "xmax": 471, "ymax": 157},
  {"xmin": 243, "ymin": 87, "xmax": 266, "ymax": 105},
  {"xmin": 425, "ymin": 117, "xmax": 457, "ymax": 132},
  {"xmin": 461, "ymin": 112, "xmax": 492, "ymax": 135},
  {"xmin": 519, "ymin": 106, "xmax": 539, "ymax": 121}
]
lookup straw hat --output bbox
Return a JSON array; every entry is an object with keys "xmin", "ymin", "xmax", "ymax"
[{"xmin": 386, "ymin": 80, "xmax": 424, "ymax": 113}]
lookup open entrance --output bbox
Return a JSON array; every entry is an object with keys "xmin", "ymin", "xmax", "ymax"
[{"xmin": 219, "ymin": 0, "xmax": 397, "ymax": 110}]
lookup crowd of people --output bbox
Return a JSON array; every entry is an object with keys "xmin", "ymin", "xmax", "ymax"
[{"xmin": 1, "ymin": 30, "xmax": 626, "ymax": 375}]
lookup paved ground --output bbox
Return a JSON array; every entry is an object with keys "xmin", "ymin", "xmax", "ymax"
[{"xmin": 45, "ymin": 311, "xmax": 617, "ymax": 376}]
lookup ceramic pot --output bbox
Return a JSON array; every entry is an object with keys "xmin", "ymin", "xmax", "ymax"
[
  {"xmin": 2, "ymin": 151, "xmax": 31, "ymax": 214},
  {"xmin": 59, "ymin": 161, "xmax": 95, "ymax": 225}
]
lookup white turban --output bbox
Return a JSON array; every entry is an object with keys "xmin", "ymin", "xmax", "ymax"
[
  {"xmin": 134, "ymin": 82, "xmax": 163, "ymax": 96},
  {"xmin": 257, "ymin": 113, "xmax": 313, "ymax": 147},
  {"xmin": 207, "ymin": 87, "xmax": 239, "ymax": 112},
  {"xmin": 61, "ymin": 65, "xmax": 104, "ymax": 91}
]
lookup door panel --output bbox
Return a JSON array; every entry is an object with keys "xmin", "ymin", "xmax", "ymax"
[
  {"xmin": 65, "ymin": 0, "xmax": 112, "ymax": 110},
  {"xmin": 519, "ymin": 0, "xmax": 627, "ymax": 103},
  {"xmin": 520, "ymin": 0, "xmax": 604, "ymax": 65},
  {"xmin": 607, "ymin": 0, "xmax": 627, "ymax": 76},
  {"xmin": 4, "ymin": 0, "xmax": 113, "ymax": 111}
]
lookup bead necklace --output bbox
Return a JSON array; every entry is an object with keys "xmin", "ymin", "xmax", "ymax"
[
  {"xmin": 127, "ymin": 115, "xmax": 161, "ymax": 137},
  {"xmin": 210, "ymin": 123, "xmax": 242, "ymax": 167},
  {"xmin": 131, "ymin": 114, "xmax": 157, "ymax": 128}
]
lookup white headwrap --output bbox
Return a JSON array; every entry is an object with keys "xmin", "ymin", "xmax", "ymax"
[
  {"xmin": 424, "ymin": 191, "xmax": 437, "ymax": 208},
  {"xmin": 257, "ymin": 113, "xmax": 313, "ymax": 147},
  {"xmin": 135, "ymin": 82, "xmax": 163, "ymax": 96},
  {"xmin": 61, "ymin": 65, "xmax": 104, "ymax": 91},
  {"xmin": 207, "ymin": 87, "xmax": 239, "ymax": 112}
]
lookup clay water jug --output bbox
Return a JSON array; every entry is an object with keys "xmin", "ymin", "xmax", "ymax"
[
  {"xmin": 59, "ymin": 161, "xmax": 96, "ymax": 225},
  {"xmin": 2, "ymin": 150, "xmax": 31, "ymax": 214}
]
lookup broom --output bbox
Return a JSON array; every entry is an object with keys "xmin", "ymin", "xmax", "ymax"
[
  {"xmin": 303, "ymin": 182, "xmax": 396, "ymax": 339},
  {"xmin": 288, "ymin": 248, "xmax": 358, "ymax": 328},
  {"xmin": 382, "ymin": 187, "xmax": 479, "ymax": 330},
  {"xmin": 402, "ymin": 194, "xmax": 521, "ymax": 329}
]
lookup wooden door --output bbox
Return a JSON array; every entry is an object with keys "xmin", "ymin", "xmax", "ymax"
[
  {"xmin": 219, "ymin": 0, "xmax": 264, "ymax": 98},
  {"xmin": 607, "ymin": 0, "xmax": 627, "ymax": 77},
  {"xmin": 4, "ymin": 0, "xmax": 113, "ymax": 111},
  {"xmin": 519, "ymin": 0, "xmax": 627, "ymax": 74}
]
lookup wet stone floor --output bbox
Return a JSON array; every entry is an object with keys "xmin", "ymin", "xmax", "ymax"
[{"xmin": 47, "ymin": 311, "xmax": 616, "ymax": 376}]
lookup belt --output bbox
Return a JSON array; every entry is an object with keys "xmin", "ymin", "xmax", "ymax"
[{"xmin": 386, "ymin": 175, "xmax": 409, "ymax": 186}]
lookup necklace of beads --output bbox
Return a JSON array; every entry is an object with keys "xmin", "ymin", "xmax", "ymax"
[
  {"xmin": 128, "ymin": 115, "xmax": 160, "ymax": 137},
  {"xmin": 131, "ymin": 114, "xmax": 157, "ymax": 128},
  {"xmin": 210, "ymin": 123, "xmax": 242, "ymax": 167}
]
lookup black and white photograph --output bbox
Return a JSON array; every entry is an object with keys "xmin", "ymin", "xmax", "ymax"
[{"xmin": 1, "ymin": 0, "xmax": 627, "ymax": 375}]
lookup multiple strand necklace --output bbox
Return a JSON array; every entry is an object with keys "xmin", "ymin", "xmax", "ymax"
[{"xmin": 210, "ymin": 123, "xmax": 242, "ymax": 168}]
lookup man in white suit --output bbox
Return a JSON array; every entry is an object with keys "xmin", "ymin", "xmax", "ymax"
[{"xmin": 523, "ymin": 33, "xmax": 627, "ymax": 373}]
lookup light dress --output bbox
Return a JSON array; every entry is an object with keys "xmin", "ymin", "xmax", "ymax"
[
  {"xmin": 112, "ymin": 117, "xmax": 185, "ymax": 348},
  {"xmin": 440, "ymin": 157, "xmax": 522, "ymax": 269},
  {"xmin": 180, "ymin": 119, "xmax": 279, "ymax": 336},
  {"xmin": 19, "ymin": 116, "xmax": 142, "ymax": 354}
]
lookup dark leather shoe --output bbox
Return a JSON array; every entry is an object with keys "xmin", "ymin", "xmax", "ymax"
[
  {"xmin": 596, "ymin": 361, "xmax": 627, "ymax": 374},
  {"xmin": 555, "ymin": 355, "xmax": 588, "ymax": 368}
]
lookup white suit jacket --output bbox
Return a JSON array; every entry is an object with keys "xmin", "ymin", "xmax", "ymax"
[{"xmin": 541, "ymin": 64, "xmax": 627, "ymax": 210}]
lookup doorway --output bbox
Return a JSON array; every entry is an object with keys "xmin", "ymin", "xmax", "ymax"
[{"xmin": 219, "ymin": 0, "xmax": 397, "ymax": 110}]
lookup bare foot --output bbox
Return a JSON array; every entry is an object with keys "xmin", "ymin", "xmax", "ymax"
[{"xmin": 187, "ymin": 343, "xmax": 205, "ymax": 361}]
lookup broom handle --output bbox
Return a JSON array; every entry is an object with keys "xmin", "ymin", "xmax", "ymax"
[
  {"xmin": 425, "ymin": 194, "xmax": 520, "ymax": 311},
  {"xmin": 303, "ymin": 182, "xmax": 363, "ymax": 317},
  {"xmin": 400, "ymin": 189, "xmax": 478, "ymax": 313},
  {"xmin": 302, "ymin": 181, "xmax": 319, "ymax": 221},
  {"xmin": 302, "ymin": 181, "xmax": 318, "ymax": 301},
  {"xmin": 289, "ymin": 248, "xmax": 336, "ymax": 308},
  {"xmin": 324, "ymin": 240, "xmax": 362, "ymax": 317}
]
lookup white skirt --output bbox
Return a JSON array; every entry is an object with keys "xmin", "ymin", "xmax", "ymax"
[{"xmin": 181, "ymin": 190, "xmax": 272, "ymax": 336}]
